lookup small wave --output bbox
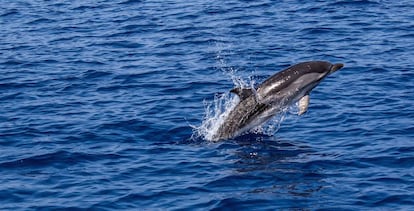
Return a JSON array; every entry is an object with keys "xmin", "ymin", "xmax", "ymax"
[
  {"xmin": 328, "ymin": 0, "xmax": 381, "ymax": 7},
  {"xmin": 0, "ymin": 150, "xmax": 122, "ymax": 169},
  {"xmin": 118, "ymin": 0, "xmax": 143, "ymax": 5}
]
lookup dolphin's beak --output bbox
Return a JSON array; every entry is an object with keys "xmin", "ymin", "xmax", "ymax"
[{"xmin": 330, "ymin": 63, "xmax": 344, "ymax": 73}]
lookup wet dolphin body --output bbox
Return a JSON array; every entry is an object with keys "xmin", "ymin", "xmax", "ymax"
[{"xmin": 211, "ymin": 61, "xmax": 344, "ymax": 141}]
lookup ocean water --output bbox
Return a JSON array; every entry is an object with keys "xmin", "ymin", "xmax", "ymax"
[{"xmin": 1, "ymin": 0, "xmax": 414, "ymax": 210}]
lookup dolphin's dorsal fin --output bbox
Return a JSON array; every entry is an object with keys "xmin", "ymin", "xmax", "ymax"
[
  {"xmin": 230, "ymin": 88, "xmax": 254, "ymax": 101},
  {"xmin": 298, "ymin": 94, "xmax": 310, "ymax": 115}
]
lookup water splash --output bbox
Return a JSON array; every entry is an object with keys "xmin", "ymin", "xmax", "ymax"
[{"xmin": 191, "ymin": 92, "xmax": 239, "ymax": 141}]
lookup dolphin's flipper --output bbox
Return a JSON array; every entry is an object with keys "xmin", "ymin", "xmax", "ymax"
[
  {"xmin": 230, "ymin": 88, "xmax": 254, "ymax": 101},
  {"xmin": 298, "ymin": 94, "xmax": 310, "ymax": 115}
]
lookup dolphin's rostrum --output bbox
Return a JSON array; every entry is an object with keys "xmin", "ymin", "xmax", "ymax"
[{"xmin": 211, "ymin": 61, "xmax": 344, "ymax": 141}]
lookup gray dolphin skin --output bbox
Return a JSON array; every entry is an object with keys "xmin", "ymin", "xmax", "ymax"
[{"xmin": 211, "ymin": 61, "xmax": 344, "ymax": 141}]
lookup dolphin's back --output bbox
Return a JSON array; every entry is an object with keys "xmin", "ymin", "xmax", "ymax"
[{"xmin": 257, "ymin": 61, "xmax": 332, "ymax": 97}]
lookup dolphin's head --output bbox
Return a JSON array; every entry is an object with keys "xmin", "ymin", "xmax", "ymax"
[
  {"xmin": 329, "ymin": 63, "xmax": 344, "ymax": 74},
  {"xmin": 304, "ymin": 61, "xmax": 344, "ymax": 75}
]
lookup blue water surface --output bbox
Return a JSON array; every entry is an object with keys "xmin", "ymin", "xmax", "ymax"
[{"xmin": 1, "ymin": 0, "xmax": 414, "ymax": 210}]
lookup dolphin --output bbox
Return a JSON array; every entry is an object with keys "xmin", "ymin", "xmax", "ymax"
[{"xmin": 211, "ymin": 61, "xmax": 344, "ymax": 141}]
